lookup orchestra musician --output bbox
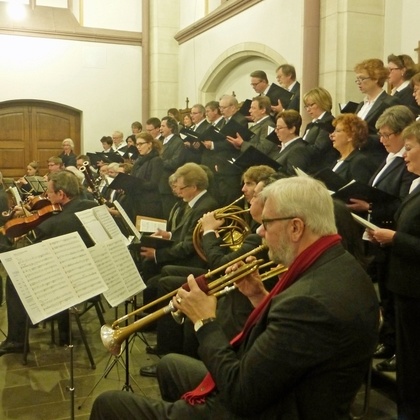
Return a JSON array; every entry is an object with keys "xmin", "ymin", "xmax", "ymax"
[
  {"xmin": 0, "ymin": 170, "xmax": 97, "ymax": 355},
  {"xmin": 15, "ymin": 161, "xmax": 41, "ymax": 195},
  {"xmin": 90, "ymin": 176, "xmax": 379, "ymax": 419}
]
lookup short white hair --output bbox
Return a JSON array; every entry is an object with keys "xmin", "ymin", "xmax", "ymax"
[{"xmin": 62, "ymin": 138, "xmax": 74, "ymax": 148}]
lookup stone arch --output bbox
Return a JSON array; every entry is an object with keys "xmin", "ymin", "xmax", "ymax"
[{"xmin": 199, "ymin": 42, "xmax": 287, "ymax": 103}]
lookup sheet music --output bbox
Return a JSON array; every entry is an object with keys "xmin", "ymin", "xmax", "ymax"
[
  {"xmin": 89, "ymin": 237, "xmax": 146, "ymax": 307},
  {"xmin": 351, "ymin": 212, "xmax": 379, "ymax": 231},
  {"xmin": 136, "ymin": 216, "xmax": 167, "ymax": 233},
  {"xmin": 75, "ymin": 205, "xmax": 128, "ymax": 245},
  {"xmin": 0, "ymin": 233, "xmax": 108, "ymax": 324},
  {"xmin": 113, "ymin": 200, "xmax": 141, "ymax": 240}
]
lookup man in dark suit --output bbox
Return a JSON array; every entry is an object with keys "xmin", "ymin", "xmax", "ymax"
[
  {"xmin": 140, "ymin": 163, "xmax": 218, "ymax": 303},
  {"xmin": 272, "ymin": 64, "xmax": 301, "ymax": 113},
  {"xmin": 0, "ymin": 171, "xmax": 98, "ymax": 355},
  {"xmin": 91, "ymin": 176, "xmax": 379, "ymax": 419},
  {"xmin": 274, "ymin": 110, "xmax": 312, "ymax": 175},
  {"xmin": 159, "ymin": 116, "xmax": 185, "ymax": 218},
  {"xmin": 227, "ymin": 96, "xmax": 278, "ymax": 159}
]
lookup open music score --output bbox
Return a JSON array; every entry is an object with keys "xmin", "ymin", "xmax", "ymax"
[
  {"xmin": 0, "ymin": 233, "xmax": 108, "ymax": 324},
  {"xmin": 135, "ymin": 215, "xmax": 167, "ymax": 233},
  {"xmin": 76, "ymin": 204, "xmax": 129, "ymax": 245}
]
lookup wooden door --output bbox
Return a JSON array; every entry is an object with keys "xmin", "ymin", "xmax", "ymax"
[{"xmin": 0, "ymin": 100, "xmax": 81, "ymax": 178}]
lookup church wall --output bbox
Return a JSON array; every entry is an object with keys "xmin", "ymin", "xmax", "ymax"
[{"xmin": 0, "ymin": 34, "xmax": 142, "ymax": 153}]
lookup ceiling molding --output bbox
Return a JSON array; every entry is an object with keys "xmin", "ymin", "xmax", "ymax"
[{"xmin": 174, "ymin": 0, "xmax": 262, "ymax": 45}]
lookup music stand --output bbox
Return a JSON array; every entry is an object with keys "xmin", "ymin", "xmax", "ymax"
[{"xmin": 25, "ymin": 176, "xmax": 47, "ymax": 194}]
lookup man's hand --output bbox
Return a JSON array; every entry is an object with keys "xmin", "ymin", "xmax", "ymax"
[
  {"xmin": 151, "ymin": 228, "xmax": 171, "ymax": 239},
  {"xmin": 347, "ymin": 198, "xmax": 370, "ymax": 212},
  {"xmin": 370, "ymin": 228, "xmax": 396, "ymax": 246},
  {"xmin": 173, "ymin": 275, "xmax": 217, "ymax": 324},
  {"xmin": 226, "ymin": 133, "xmax": 244, "ymax": 149},
  {"xmin": 200, "ymin": 212, "xmax": 224, "ymax": 232},
  {"xmin": 271, "ymin": 99, "xmax": 284, "ymax": 114},
  {"xmin": 140, "ymin": 246, "xmax": 156, "ymax": 260},
  {"xmin": 202, "ymin": 140, "xmax": 213, "ymax": 150}
]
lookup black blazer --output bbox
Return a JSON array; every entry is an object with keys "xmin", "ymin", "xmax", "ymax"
[
  {"xmin": 303, "ymin": 111, "xmax": 339, "ymax": 173},
  {"xmin": 287, "ymin": 81, "xmax": 300, "ymax": 112},
  {"xmin": 394, "ymin": 85, "xmax": 420, "ymax": 115},
  {"xmin": 368, "ymin": 156, "xmax": 416, "ymax": 227},
  {"xmin": 159, "ymin": 134, "xmax": 185, "ymax": 195},
  {"xmin": 274, "ymin": 138, "xmax": 312, "ymax": 176},
  {"xmin": 332, "ymin": 149, "xmax": 377, "ymax": 185},
  {"xmin": 356, "ymin": 91, "xmax": 401, "ymax": 165},
  {"xmin": 388, "ymin": 186, "xmax": 420, "ymax": 298},
  {"xmin": 155, "ymin": 192, "xmax": 218, "ymax": 267}
]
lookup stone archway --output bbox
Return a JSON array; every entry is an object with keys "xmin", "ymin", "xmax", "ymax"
[{"xmin": 198, "ymin": 42, "xmax": 287, "ymax": 104}]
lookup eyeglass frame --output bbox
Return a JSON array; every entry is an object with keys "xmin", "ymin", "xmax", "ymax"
[
  {"xmin": 355, "ymin": 76, "xmax": 371, "ymax": 84},
  {"xmin": 377, "ymin": 131, "xmax": 396, "ymax": 139},
  {"xmin": 261, "ymin": 216, "xmax": 296, "ymax": 230}
]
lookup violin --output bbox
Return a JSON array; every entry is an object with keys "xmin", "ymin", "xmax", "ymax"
[
  {"xmin": 2, "ymin": 204, "xmax": 62, "ymax": 239},
  {"xmin": 25, "ymin": 195, "xmax": 51, "ymax": 211}
]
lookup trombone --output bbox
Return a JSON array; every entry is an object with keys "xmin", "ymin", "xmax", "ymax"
[{"xmin": 101, "ymin": 245, "xmax": 287, "ymax": 355}]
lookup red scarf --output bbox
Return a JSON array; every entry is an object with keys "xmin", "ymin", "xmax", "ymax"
[{"xmin": 181, "ymin": 234, "xmax": 341, "ymax": 405}]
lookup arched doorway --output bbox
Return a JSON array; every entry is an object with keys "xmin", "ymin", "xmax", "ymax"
[{"xmin": 0, "ymin": 100, "xmax": 82, "ymax": 178}]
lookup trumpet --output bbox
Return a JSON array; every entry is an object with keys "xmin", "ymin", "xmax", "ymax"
[
  {"xmin": 101, "ymin": 245, "xmax": 287, "ymax": 355},
  {"xmin": 192, "ymin": 195, "xmax": 251, "ymax": 261}
]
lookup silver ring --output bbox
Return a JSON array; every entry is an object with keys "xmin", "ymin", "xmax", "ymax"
[{"xmin": 176, "ymin": 297, "xmax": 182, "ymax": 304}]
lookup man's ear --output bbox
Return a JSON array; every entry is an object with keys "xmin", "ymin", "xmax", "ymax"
[{"xmin": 289, "ymin": 218, "xmax": 305, "ymax": 241}]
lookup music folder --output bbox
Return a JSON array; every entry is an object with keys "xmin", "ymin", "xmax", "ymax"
[
  {"xmin": 238, "ymin": 99, "xmax": 252, "ymax": 116},
  {"xmin": 339, "ymin": 101, "xmax": 359, "ymax": 114},
  {"xmin": 313, "ymin": 168, "xmax": 348, "ymax": 192},
  {"xmin": 266, "ymin": 129, "xmax": 281, "ymax": 145},
  {"xmin": 332, "ymin": 180, "xmax": 397, "ymax": 204},
  {"xmin": 108, "ymin": 172, "xmax": 142, "ymax": 194},
  {"xmin": 266, "ymin": 83, "xmax": 294, "ymax": 109},
  {"xmin": 87, "ymin": 152, "xmax": 124, "ymax": 166},
  {"xmin": 230, "ymin": 145, "xmax": 282, "ymax": 172},
  {"xmin": 197, "ymin": 125, "xmax": 226, "ymax": 143},
  {"xmin": 180, "ymin": 127, "xmax": 200, "ymax": 144},
  {"xmin": 129, "ymin": 235, "xmax": 174, "ymax": 251},
  {"xmin": 220, "ymin": 118, "xmax": 254, "ymax": 142},
  {"xmin": 122, "ymin": 145, "xmax": 139, "ymax": 160}
]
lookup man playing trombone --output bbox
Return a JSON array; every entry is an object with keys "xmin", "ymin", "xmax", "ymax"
[{"xmin": 91, "ymin": 176, "xmax": 379, "ymax": 419}]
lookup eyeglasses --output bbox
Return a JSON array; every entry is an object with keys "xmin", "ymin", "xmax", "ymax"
[
  {"xmin": 261, "ymin": 217, "xmax": 296, "ymax": 230},
  {"xmin": 136, "ymin": 142, "xmax": 147, "ymax": 146},
  {"xmin": 250, "ymin": 80, "xmax": 263, "ymax": 87},
  {"xmin": 178, "ymin": 185, "xmax": 191, "ymax": 190},
  {"xmin": 377, "ymin": 131, "xmax": 395, "ymax": 139},
  {"xmin": 304, "ymin": 103, "xmax": 316, "ymax": 109},
  {"xmin": 275, "ymin": 125, "xmax": 288, "ymax": 131},
  {"xmin": 355, "ymin": 77, "xmax": 371, "ymax": 84}
]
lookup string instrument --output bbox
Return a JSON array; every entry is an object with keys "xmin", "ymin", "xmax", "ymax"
[
  {"xmin": 25, "ymin": 194, "xmax": 51, "ymax": 211},
  {"xmin": 2, "ymin": 204, "xmax": 62, "ymax": 238}
]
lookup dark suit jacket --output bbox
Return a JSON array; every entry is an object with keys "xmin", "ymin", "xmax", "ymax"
[
  {"xmin": 303, "ymin": 112, "xmax": 339, "ymax": 173},
  {"xmin": 356, "ymin": 91, "xmax": 401, "ymax": 165},
  {"xmin": 275, "ymin": 138, "xmax": 312, "ymax": 176},
  {"xmin": 242, "ymin": 116, "xmax": 278, "ymax": 159},
  {"xmin": 155, "ymin": 192, "xmax": 218, "ymax": 267},
  {"xmin": 197, "ymin": 244, "xmax": 379, "ymax": 419},
  {"xmin": 369, "ymin": 156, "xmax": 416, "ymax": 227},
  {"xmin": 287, "ymin": 81, "xmax": 300, "ymax": 112},
  {"xmin": 332, "ymin": 149, "xmax": 377, "ymax": 185},
  {"xmin": 159, "ymin": 134, "xmax": 185, "ymax": 195},
  {"xmin": 388, "ymin": 186, "xmax": 420, "ymax": 298},
  {"xmin": 394, "ymin": 85, "xmax": 420, "ymax": 115}
]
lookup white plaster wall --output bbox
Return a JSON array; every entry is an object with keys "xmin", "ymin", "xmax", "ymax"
[
  {"xmin": 0, "ymin": 35, "xmax": 142, "ymax": 153},
  {"xmin": 177, "ymin": 0, "xmax": 304, "ymax": 107}
]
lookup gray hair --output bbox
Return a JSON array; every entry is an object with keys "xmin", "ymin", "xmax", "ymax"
[
  {"xmin": 62, "ymin": 138, "xmax": 74, "ymax": 148},
  {"xmin": 261, "ymin": 177, "xmax": 337, "ymax": 236},
  {"xmin": 376, "ymin": 105, "xmax": 416, "ymax": 134}
]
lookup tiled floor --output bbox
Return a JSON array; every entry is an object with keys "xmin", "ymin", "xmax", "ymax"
[{"xmin": 0, "ymin": 291, "xmax": 398, "ymax": 419}]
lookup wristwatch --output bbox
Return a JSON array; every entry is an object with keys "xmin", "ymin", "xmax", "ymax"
[{"xmin": 194, "ymin": 317, "xmax": 216, "ymax": 332}]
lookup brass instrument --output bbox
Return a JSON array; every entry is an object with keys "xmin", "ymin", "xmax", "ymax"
[
  {"xmin": 101, "ymin": 245, "xmax": 288, "ymax": 355},
  {"xmin": 192, "ymin": 195, "xmax": 251, "ymax": 261}
]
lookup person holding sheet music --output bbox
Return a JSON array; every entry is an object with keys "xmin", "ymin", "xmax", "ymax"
[
  {"xmin": 16, "ymin": 161, "xmax": 41, "ymax": 195},
  {"xmin": 367, "ymin": 120, "xmax": 420, "ymax": 419},
  {"xmin": 123, "ymin": 132, "xmax": 164, "ymax": 222},
  {"xmin": 347, "ymin": 106, "xmax": 416, "ymax": 374},
  {"xmin": 272, "ymin": 64, "xmax": 301, "ymax": 113},
  {"xmin": 273, "ymin": 110, "xmax": 312, "ymax": 176},
  {"xmin": 302, "ymin": 87, "xmax": 339, "ymax": 173},
  {"xmin": 329, "ymin": 114, "xmax": 377, "ymax": 184},
  {"xmin": 226, "ymin": 96, "xmax": 278, "ymax": 160},
  {"xmin": 0, "ymin": 170, "xmax": 98, "ymax": 356}
]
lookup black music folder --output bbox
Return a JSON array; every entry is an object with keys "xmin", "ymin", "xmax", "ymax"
[
  {"xmin": 180, "ymin": 127, "xmax": 200, "ymax": 144},
  {"xmin": 220, "ymin": 118, "xmax": 254, "ymax": 142},
  {"xmin": 122, "ymin": 145, "xmax": 139, "ymax": 160},
  {"xmin": 313, "ymin": 168, "xmax": 348, "ymax": 191},
  {"xmin": 87, "ymin": 152, "xmax": 124, "ymax": 166},
  {"xmin": 108, "ymin": 172, "xmax": 142, "ymax": 193},
  {"xmin": 230, "ymin": 145, "xmax": 282, "ymax": 172},
  {"xmin": 339, "ymin": 101, "xmax": 359, "ymax": 114},
  {"xmin": 197, "ymin": 125, "xmax": 226, "ymax": 143},
  {"xmin": 266, "ymin": 129, "xmax": 280, "ymax": 145},
  {"xmin": 332, "ymin": 180, "xmax": 397, "ymax": 204},
  {"xmin": 238, "ymin": 99, "xmax": 252, "ymax": 117},
  {"xmin": 129, "ymin": 235, "xmax": 174, "ymax": 250},
  {"xmin": 266, "ymin": 83, "xmax": 294, "ymax": 109}
]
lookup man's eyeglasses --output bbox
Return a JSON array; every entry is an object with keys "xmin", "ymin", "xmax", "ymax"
[
  {"xmin": 261, "ymin": 217, "xmax": 296, "ymax": 230},
  {"xmin": 250, "ymin": 80, "xmax": 263, "ymax": 87},
  {"xmin": 178, "ymin": 185, "xmax": 191, "ymax": 190},
  {"xmin": 377, "ymin": 131, "xmax": 395, "ymax": 139}
]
